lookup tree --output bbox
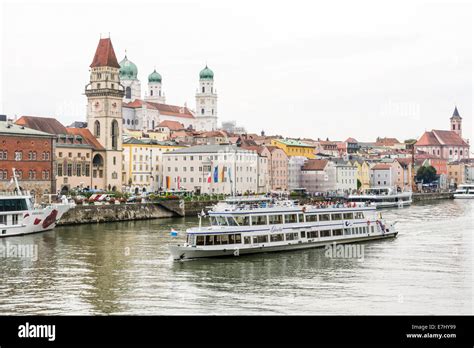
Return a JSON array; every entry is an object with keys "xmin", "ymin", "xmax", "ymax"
[
  {"xmin": 357, "ymin": 179, "xmax": 362, "ymax": 190},
  {"xmin": 416, "ymin": 165, "xmax": 437, "ymax": 183}
]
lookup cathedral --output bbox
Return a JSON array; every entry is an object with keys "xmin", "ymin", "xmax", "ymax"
[{"xmin": 119, "ymin": 54, "xmax": 218, "ymax": 132}]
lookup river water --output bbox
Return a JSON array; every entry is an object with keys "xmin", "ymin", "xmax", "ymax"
[{"xmin": 0, "ymin": 200, "xmax": 472, "ymax": 315}]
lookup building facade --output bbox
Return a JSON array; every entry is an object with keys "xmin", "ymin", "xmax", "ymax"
[
  {"xmin": 288, "ymin": 156, "xmax": 307, "ymax": 191},
  {"xmin": 300, "ymin": 159, "xmax": 336, "ymax": 194}
]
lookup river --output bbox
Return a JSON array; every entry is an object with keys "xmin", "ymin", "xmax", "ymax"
[{"xmin": 0, "ymin": 199, "xmax": 472, "ymax": 315}]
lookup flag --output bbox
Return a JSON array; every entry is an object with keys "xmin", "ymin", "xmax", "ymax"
[
  {"xmin": 221, "ymin": 167, "xmax": 225, "ymax": 182},
  {"xmin": 207, "ymin": 172, "xmax": 212, "ymax": 183},
  {"xmin": 177, "ymin": 176, "xmax": 181, "ymax": 189},
  {"xmin": 228, "ymin": 167, "xmax": 232, "ymax": 183},
  {"xmin": 170, "ymin": 228, "xmax": 178, "ymax": 237},
  {"xmin": 213, "ymin": 166, "xmax": 219, "ymax": 183},
  {"xmin": 166, "ymin": 176, "xmax": 170, "ymax": 189}
]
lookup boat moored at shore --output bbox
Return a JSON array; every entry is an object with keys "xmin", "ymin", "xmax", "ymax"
[
  {"xmin": 454, "ymin": 184, "xmax": 474, "ymax": 199},
  {"xmin": 348, "ymin": 187, "xmax": 412, "ymax": 209}
]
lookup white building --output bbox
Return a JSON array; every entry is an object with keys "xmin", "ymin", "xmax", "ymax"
[
  {"xmin": 300, "ymin": 159, "xmax": 337, "ymax": 194},
  {"xmin": 370, "ymin": 163, "xmax": 397, "ymax": 188},
  {"xmin": 288, "ymin": 156, "xmax": 307, "ymax": 191},
  {"xmin": 332, "ymin": 159, "xmax": 358, "ymax": 194},
  {"xmin": 162, "ymin": 145, "xmax": 261, "ymax": 195},
  {"xmin": 195, "ymin": 65, "xmax": 218, "ymax": 131}
]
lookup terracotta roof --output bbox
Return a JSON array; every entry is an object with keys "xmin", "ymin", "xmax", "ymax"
[
  {"xmin": 415, "ymin": 130, "xmax": 468, "ymax": 146},
  {"xmin": 89, "ymin": 38, "xmax": 120, "ymax": 68},
  {"xmin": 264, "ymin": 145, "xmax": 285, "ymax": 153},
  {"xmin": 372, "ymin": 163, "xmax": 392, "ymax": 170},
  {"xmin": 16, "ymin": 116, "xmax": 67, "ymax": 134},
  {"xmin": 302, "ymin": 159, "xmax": 328, "ymax": 171},
  {"xmin": 66, "ymin": 127, "xmax": 104, "ymax": 150},
  {"xmin": 157, "ymin": 120, "xmax": 184, "ymax": 131},
  {"xmin": 196, "ymin": 131, "xmax": 227, "ymax": 138},
  {"xmin": 396, "ymin": 158, "xmax": 413, "ymax": 168},
  {"xmin": 241, "ymin": 145, "xmax": 268, "ymax": 156},
  {"xmin": 375, "ymin": 137, "xmax": 400, "ymax": 146},
  {"xmin": 345, "ymin": 137, "xmax": 358, "ymax": 143},
  {"xmin": 124, "ymin": 99, "xmax": 195, "ymax": 119}
]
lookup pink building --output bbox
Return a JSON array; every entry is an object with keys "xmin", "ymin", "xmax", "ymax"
[{"xmin": 265, "ymin": 146, "xmax": 289, "ymax": 191}]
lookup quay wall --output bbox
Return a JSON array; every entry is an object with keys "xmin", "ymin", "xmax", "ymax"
[{"xmin": 412, "ymin": 192, "xmax": 453, "ymax": 202}]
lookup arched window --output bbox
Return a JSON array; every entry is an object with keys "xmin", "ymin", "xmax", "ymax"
[
  {"xmin": 127, "ymin": 119, "xmax": 130, "ymax": 125},
  {"xmin": 150, "ymin": 90, "xmax": 153, "ymax": 96},
  {"xmin": 201, "ymin": 108, "xmax": 205, "ymax": 115},
  {"xmin": 126, "ymin": 86, "xmax": 131, "ymax": 99},
  {"xmin": 152, "ymin": 120, "xmax": 155, "ymax": 129},
  {"xmin": 202, "ymin": 86, "xmax": 205, "ymax": 93},
  {"xmin": 111, "ymin": 120, "xmax": 119, "ymax": 150},
  {"xmin": 94, "ymin": 121, "xmax": 100, "ymax": 137},
  {"xmin": 453, "ymin": 124, "xmax": 455, "ymax": 130}
]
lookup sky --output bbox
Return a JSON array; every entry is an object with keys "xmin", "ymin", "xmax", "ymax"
[{"xmin": 0, "ymin": 0, "xmax": 472, "ymax": 143}]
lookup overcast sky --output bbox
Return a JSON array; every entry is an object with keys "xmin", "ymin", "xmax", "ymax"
[{"xmin": 0, "ymin": 0, "xmax": 472, "ymax": 143}]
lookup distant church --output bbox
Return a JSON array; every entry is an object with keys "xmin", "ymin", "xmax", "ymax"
[
  {"xmin": 118, "ymin": 54, "xmax": 218, "ymax": 132},
  {"xmin": 415, "ymin": 106, "xmax": 470, "ymax": 161}
]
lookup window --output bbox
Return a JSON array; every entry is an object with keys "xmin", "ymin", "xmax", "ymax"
[
  {"xmin": 331, "ymin": 213, "xmax": 342, "ymax": 221},
  {"xmin": 269, "ymin": 214, "xmax": 283, "ymax": 224},
  {"xmin": 57, "ymin": 163, "xmax": 63, "ymax": 176},
  {"xmin": 252, "ymin": 235, "xmax": 268, "ymax": 244},
  {"xmin": 125, "ymin": 86, "xmax": 131, "ymax": 99},
  {"xmin": 205, "ymin": 235, "xmax": 214, "ymax": 245},
  {"xmin": 234, "ymin": 215, "xmax": 250, "ymax": 226},
  {"xmin": 244, "ymin": 236, "xmax": 251, "ymax": 244},
  {"xmin": 235, "ymin": 234, "xmax": 242, "ymax": 244},
  {"xmin": 344, "ymin": 228, "xmax": 351, "ymax": 235},
  {"xmin": 343, "ymin": 213, "xmax": 353, "ymax": 220},
  {"xmin": 307, "ymin": 231, "xmax": 319, "ymax": 238},
  {"xmin": 298, "ymin": 214, "xmax": 304, "ymax": 222},
  {"xmin": 320, "ymin": 230, "xmax": 331, "ymax": 237},
  {"xmin": 270, "ymin": 233, "xmax": 284, "ymax": 242},
  {"xmin": 12, "ymin": 214, "xmax": 19, "ymax": 225},
  {"xmin": 285, "ymin": 232, "xmax": 298, "ymax": 241},
  {"xmin": 14, "ymin": 151, "xmax": 22, "ymax": 161},
  {"xmin": 284, "ymin": 214, "xmax": 298, "ymax": 224},
  {"xmin": 251, "ymin": 215, "xmax": 267, "ymax": 225},
  {"xmin": 354, "ymin": 212, "xmax": 365, "ymax": 219},
  {"xmin": 85, "ymin": 164, "xmax": 90, "ymax": 177},
  {"xmin": 111, "ymin": 120, "xmax": 119, "ymax": 150},
  {"xmin": 306, "ymin": 214, "xmax": 318, "ymax": 222},
  {"xmin": 67, "ymin": 164, "xmax": 72, "ymax": 176},
  {"xmin": 332, "ymin": 229, "xmax": 343, "ymax": 236},
  {"xmin": 319, "ymin": 214, "xmax": 330, "ymax": 221},
  {"xmin": 94, "ymin": 121, "xmax": 100, "ymax": 137},
  {"xmin": 76, "ymin": 164, "xmax": 81, "ymax": 177},
  {"xmin": 300, "ymin": 231, "xmax": 306, "ymax": 238}
]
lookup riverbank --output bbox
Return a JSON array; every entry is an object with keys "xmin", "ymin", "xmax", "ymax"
[{"xmin": 412, "ymin": 192, "xmax": 454, "ymax": 202}]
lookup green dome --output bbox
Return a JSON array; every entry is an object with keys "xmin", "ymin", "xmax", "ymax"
[
  {"xmin": 148, "ymin": 69, "xmax": 162, "ymax": 83},
  {"xmin": 119, "ymin": 56, "xmax": 138, "ymax": 80},
  {"xmin": 199, "ymin": 65, "xmax": 214, "ymax": 80}
]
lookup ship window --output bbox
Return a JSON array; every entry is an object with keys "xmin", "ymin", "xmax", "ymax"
[
  {"xmin": 235, "ymin": 234, "xmax": 241, "ymax": 244},
  {"xmin": 343, "ymin": 213, "xmax": 353, "ymax": 220},
  {"xmin": 253, "ymin": 235, "xmax": 268, "ymax": 244},
  {"xmin": 284, "ymin": 214, "xmax": 298, "ymax": 224},
  {"xmin": 332, "ymin": 229, "xmax": 343, "ymax": 236},
  {"xmin": 196, "ymin": 235, "xmax": 205, "ymax": 245},
  {"xmin": 205, "ymin": 235, "xmax": 214, "ymax": 245},
  {"xmin": 12, "ymin": 214, "xmax": 19, "ymax": 225},
  {"xmin": 306, "ymin": 214, "xmax": 318, "ymax": 222},
  {"xmin": 308, "ymin": 230, "xmax": 319, "ymax": 238},
  {"xmin": 214, "ymin": 235, "xmax": 222, "ymax": 245},
  {"xmin": 319, "ymin": 214, "xmax": 330, "ymax": 221},
  {"xmin": 229, "ymin": 234, "xmax": 235, "ymax": 244},
  {"xmin": 285, "ymin": 232, "xmax": 298, "ymax": 241},
  {"xmin": 220, "ymin": 234, "xmax": 229, "ymax": 245},
  {"xmin": 344, "ymin": 228, "xmax": 351, "ymax": 235},
  {"xmin": 251, "ymin": 215, "xmax": 267, "ymax": 225},
  {"xmin": 320, "ymin": 230, "xmax": 331, "ymax": 237},
  {"xmin": 300, "ymin": 231, "xmax": 306, "ymax": 238},
  {"xmin": 227, "ymin": 217, "xmax": 238, "ymax": 226},
  {"xmin": 354, "ymin": 212, "xmax": 364, "ymax": 219},
  {"xmin": 244, "ymin": 236, "xmax": 251, "ymax": 244},
  {"xmin": 268, "ymin": 214, "xmax": 283, "ymax": 224},
  {"xmin": 270, "ymin": 233, "xmax": 284, "ymax": 242},
  {"xmin": 331, "ymin": 213, "xmax": 342, "ymax": 221},
  {"xmin": 234, "ymin": 215, "xmax": 250, "ymax": 226},
  {"xmin": 0, "ymin": 199, "xmax": 28, "ymax": 212},
  {"xmin": 298, "ymin": 214, "xmax": 304, "ymax": 222},
  {"xmin": 0, "ymin": 215, "xmax": 6, "ymax": 225},
  {"xmin": 371, "ymin": 226, "xmax": 375, "ymax": 233},
  {"xmin": 211, "ymin": 216, "xmax": 228, "ymax": 226}
]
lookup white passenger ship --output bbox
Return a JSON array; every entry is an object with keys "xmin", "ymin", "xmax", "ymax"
[
  {"xmin": 0, "ymin": 169, "xmax": 74, "ymax": 238},
  {"xmin": 348, "ymin": 187, "xmax": 412, "ymax": 208},
  {"xmin": 168, "ymin": 197, "xmax": 398, "ymax": 260},
  {"xmin": 453, "ymin": 184, "xmax": 474, "ymax": 199}
]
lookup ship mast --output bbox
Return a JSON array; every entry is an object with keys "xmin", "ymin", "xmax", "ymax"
[{"xmin": 11, "ymin": 168, "xmax": 22, "ymax": 195}]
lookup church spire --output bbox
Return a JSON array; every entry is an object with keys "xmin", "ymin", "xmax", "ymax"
[{"xmin": 89, "ymin": 38, "xmax": 120, "ymax": 68}]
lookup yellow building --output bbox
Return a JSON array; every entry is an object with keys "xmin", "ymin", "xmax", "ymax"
[
  {"xmin": 271, "ymin": 139, "xmax": 315, "ymax": 159},
  {"xmin": 353, "ymin": 159, "xmax": 371, "ymax": 190},
  {"xmin": 122, "ymin": 138, "xmax": 185, "ymax": 194}
]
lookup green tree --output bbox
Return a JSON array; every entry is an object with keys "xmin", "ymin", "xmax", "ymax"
[
  {"xmin": 357, "ymin": 179, "xmax": 362, "ymax": 190},
  {"xmin": 416, "ymin": 165, "xmax": 437, "ymax": 183}
]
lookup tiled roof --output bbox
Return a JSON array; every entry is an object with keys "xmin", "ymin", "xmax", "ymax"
[
  {"xmin": 375, "ymin": 137, "xmax": 400, "ymax": 146},
  {"xmin": 302, "ymin": 159, "xmax": 328, "ymax": 171},
  {"xmin": 396, "ymin": 158, "xmax": 413, "ymax": 168},
  {"xmin": 66, "ymin": 127, "xmax": 104, "ymax": 150},
  {"xmin": 157, "ymin": 120, "xmax": 184, "ymax": 131},
  {"xmin": 89, "ymin": 38, "xmax": 120, "ymax": 68},
  {"xmin": 0, "ymin": 121, "xmax": 54, "ymax": 137},
  {"xmin": 164, "ymin": 144, "xmax": 253, "ymax": 154},
  {"xmin": 124, "ymin": 99, "xmax": 195, "ymax": 119},
  {"xmin": 415, "ymin": 130, "xmax": 468, "ymax": 146},
  {"xmin": 345, "ymin": 137, "xmax": 358, "ymax": 143},
  {"xmin": 16, "ymin": 116, "xmax": 67, "ymax": 135},
  {"xmin": 275, "ymin": 139, "xmax": 314, "ymax": 147},
  {"xmin": 372, "ymin": 163, "xmax": 392, "ymax": 170}
]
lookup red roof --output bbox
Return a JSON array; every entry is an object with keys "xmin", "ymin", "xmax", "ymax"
[
  {"xmin": 415, "ymin": 130, "xmax": 468, "ymax": 146},
  {"xmin": 16, "ymin": 116, "xmax": 67, "ymax": 134},
  {"xmin": 396, "ymin": 158, "xmax": 413, "ymax": 168},
  {"xmin": 372, "ymin": 163, "xmax": 392, "ymax": 170},
  {"xmin": 375, "ymin": 137, "xmax": 400, "ymax": 146},
  {"xmin": 89, "ymin": 38, "xmax": 120, "ymax": 68},
  {"xmin": 345, "ymin": 137, "xmax": 358, "ymax": 143},
  {"xmin": 302, "ymin": 159, "xmax": 328, "ymax": 171},
  {"xmin": 66, "ymin": 127, "xmax": 104, "ymax": 150},
  {"xmin": 157, "ymin": 120, "xmax": 184, "ymax": 131},
  {"xmin": 124, "ymin": 99, "xmax": 195, "ymax": 119}
]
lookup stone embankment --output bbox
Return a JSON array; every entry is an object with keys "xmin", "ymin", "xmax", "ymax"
[{"xmin": 412, "ymin": 192, "xmax": 454, "ymax": 202}]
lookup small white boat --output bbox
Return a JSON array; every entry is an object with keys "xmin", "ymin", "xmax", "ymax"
[
  {"xmin": 0, "ymin": 169, "xmax": 75, "ymax": 238},
  {"xmin": 348, "ymin": 187, "xmax": 412, "ymax": 209},
  {"xmin": 168, "ymin": 197, "xmax": 397, "ymax": 260},
  {"xmin": 453, "ymin": 184, "xmax": 474, "ymax": 199}
]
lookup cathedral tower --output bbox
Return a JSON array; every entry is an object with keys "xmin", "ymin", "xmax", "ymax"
[
  {"xmin": 85, "ymin": 37, "xmax": 124, "ymax": 191},
  {"xmin": 450, "ymin": 106, "xmax": 462, "ymax": 138},
  {"xmin": 119, "ymin": 55, "xmax": 141, "ymax": 102},
  {"xmin": 145, "ymin": 69, "xmax": 166, "ymax": 103},
  {"xmin": 195, "ymin": 65, "xmax": 218, "ymax": 131}
]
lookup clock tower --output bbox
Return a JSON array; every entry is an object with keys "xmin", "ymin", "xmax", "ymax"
[{"xmin": 85, "ymin": 37, "xmax": 124, "ymax": 191}]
